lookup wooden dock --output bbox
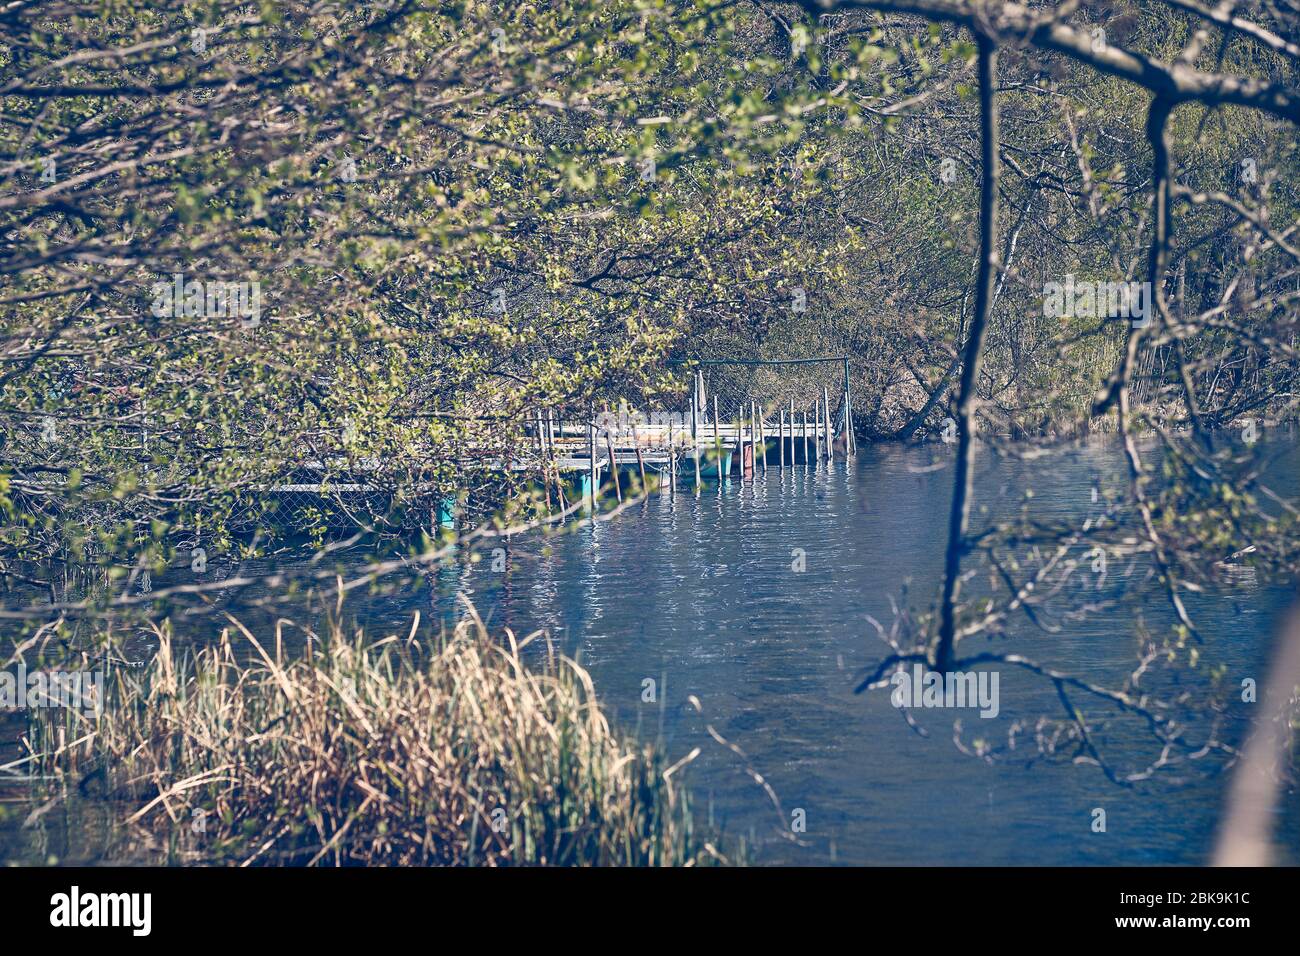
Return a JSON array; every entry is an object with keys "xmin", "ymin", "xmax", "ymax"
[
  {"xmin": 268, "ymin": 365, "xmax": 856, "ymax": 528},
  {"xmin": 521, "ymin": 367, "xmax": 855, "ymax": 511}
]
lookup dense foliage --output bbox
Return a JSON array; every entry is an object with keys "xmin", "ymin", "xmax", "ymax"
[{"xmin": 2, "ymin": 1, "xmax": 1299, "ymax": 791}]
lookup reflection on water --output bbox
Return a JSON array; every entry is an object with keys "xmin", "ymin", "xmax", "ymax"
[{"xmin": 4, "ymin": 434, "xmax": 1299, "ymax": 864}]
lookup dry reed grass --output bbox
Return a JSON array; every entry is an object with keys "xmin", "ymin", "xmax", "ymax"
[{"xmin": 24, "ymin": 606, "xmax": 734, "ymax": 866}]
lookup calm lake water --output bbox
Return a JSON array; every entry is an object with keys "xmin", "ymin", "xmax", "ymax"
[{"xmin": 4, "ymin": 434, "xmax": 1299, "ymax": 865}]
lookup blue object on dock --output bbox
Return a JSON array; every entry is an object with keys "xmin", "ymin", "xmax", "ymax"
[
  {"xmin": 437, "ymin": 497, "xmax": 456, "ymax": 529},
  {"xmin": 699, "ymin": 451, "xmax": 732, "ymax": 480}
]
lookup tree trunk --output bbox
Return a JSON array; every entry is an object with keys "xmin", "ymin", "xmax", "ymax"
[{"xmin": 934, "ymin": 34, "xmax": 999, "ymax": 672}]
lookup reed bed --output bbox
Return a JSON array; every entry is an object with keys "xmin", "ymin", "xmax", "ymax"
[{"xmin": 24, "ymin": 608, "xmax": 731, "ymax": 866}]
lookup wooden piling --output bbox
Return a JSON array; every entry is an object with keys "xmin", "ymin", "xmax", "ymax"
[
  {"xmin": 750, "ymin": 402, "xmax": 758, "ymax": 478},
  {"xmin": 802, "ymin": 408, "xmax": 810, "ymax": 465},
  {"xmin": 712, "ymin": 395, "xmax": 721, "ymax": 476},
  {"xmin": 824, "ymin": 386, "xmax": 833, "ymax": 464},
  {"xmin": 843, "ymin": 356, "xmax": 855, "ymax": 458},
  {"xmin": 538, "ymin": 408, "xmax": 553, "ymax": 515},
  {"xmin": 588, "ymin": 404, "xmax": 597, "ymax": 511},
  {"xmin": 554, "ymin": 468, "xmax": 568, "ymax": 511},
  {"xmin": 668, "ymin": 420, "xmax": 677, "ymax": 495},
  {"xmin": 748, "ymin": 401, "xmax": 755, "ymax": 479},
  {"xmin": 632, "ymin": 420, "xmax": 647, "ymax": 495},
  {"xmin": 758, "ymin": 402, "xmax": 767, "ymax": 475},
  {"xmin": 605, "ymin": 422, "xmax": 622, "ymax": 503},
  {"xmin": 548, "ymin": 408, "xmax": 568, "ymax": 512},
  {"xmin": 814, "ymin": 394, "xmax": 821, "ymax": 462},
  {"xmin": 779, "ymin": 409, "xmax": 786, "ymax": 468},
  {"xmin": 789, "ymin": 397, "xmax": 796, "ymax": 465},
  {"xmin": 750, "ymin": 401, "xmax": 759, "ymax": 476},
  {"xmin": 735, "ymin": 403, "xmax": 745, "ymax": 479},
  {"xmin": 845, "ymin": 396, "xmax": 854, "ymax": 456},
  {"xmin": 691, "ymin": 393, "xmax": 701, "ymax": 492},
  {"xmin": 830, "ymin": 390, "xmax": 837, "ymax": 461},
  {"xmin": 551, "ymin": 409, "xmax": 566, "ymax": 509}
]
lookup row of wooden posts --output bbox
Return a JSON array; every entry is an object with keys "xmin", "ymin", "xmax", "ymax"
[{"xmin": 529, "ymin": 374, "xmax": 855, "ymax": 511}]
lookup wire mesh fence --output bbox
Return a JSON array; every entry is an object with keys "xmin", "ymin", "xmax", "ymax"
[{"xmin": 686, "ymin": 357, "xmax": 853, "ymax": 439}]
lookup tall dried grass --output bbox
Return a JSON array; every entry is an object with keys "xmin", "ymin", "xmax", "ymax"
[{"xmin": 26, "ymin": 607, "xmax": 732, "ymax": 866}]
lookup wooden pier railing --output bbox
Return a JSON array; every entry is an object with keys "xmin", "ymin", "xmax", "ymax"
[
  {"xmin": 524, "ymin": 367, "xmax": 855, "ymax": 511},
  {"xmin": 266, "ymin": 365, "xmax": 856, "ymax": 528}
]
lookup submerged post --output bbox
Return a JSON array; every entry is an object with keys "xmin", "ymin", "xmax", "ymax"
[
  {"xmin": 789, "ymin": 397, "xmax": 796, "ymax": 465},
  {"xmin": 748, "ymin": 401, "xmax": 756, "ymax": 481},
  {"xmin": 843, "ymin": 356, "xmax": 854, "ymax": 457},
  {"xmin": 587, "ymin": 403, "xmax": 597, "ymax": 512},
  {"xmin": 549, "ymin": 408, "xmax": 564, "ymax": 509},
  {"xmin": 631, "ymin": 420, "xmax": 647, "ymax": 495},
  {"xmin": 605, "ymin": 420, "xmax": 622, "ymax": 503},
  {"xmin": 691, "ymin": 392, "xmax": 701, "ymax": 492},
  {"xmin": 713, "ymin": 395, "xmax": 721, "ymax": 477},
  {"xmin": 779, "ymin": 409, "xmax": 786, "ymax": 468},
  {"xmin": 736, "ymin": 402, "xmax": 746, "ymax": 480},
  {"xmin": 802, "ymin": 407, "xmax": 810, "ymax": 465},
  {"xmin": 669, "ymin": 419, "xmax": 677, "ymax": 496},
  {"xmin": 548, "ymin": 408, "xmax": 568, "ymax": 512},
  {"xmin": 814, "ymin": 394, "xmax": 821, "ymax": 462},
  {"xmin": 537, "ymin": 408, "xmax": 552, "ymax": 515},
  {"xmin": 823, "ymin": 386, "xmax": 833, "ymax": 464}
]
